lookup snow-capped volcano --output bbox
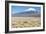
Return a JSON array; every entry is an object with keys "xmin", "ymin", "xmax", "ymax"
[
  {"xmin": 12, "ymin": 8, "xmax": 40, "ymax": 17},
  {"xmin": 24, "ymin": 8, "xmax": 36, "ymax": 11}
]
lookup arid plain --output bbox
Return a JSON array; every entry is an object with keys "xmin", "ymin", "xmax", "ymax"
[{"xmin": 11, "ymin": 17, "xmax": 41, "ymax": 28}]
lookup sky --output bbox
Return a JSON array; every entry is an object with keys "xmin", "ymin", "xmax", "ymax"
[{"xmin": 11, "ymin": 6, "xmax": 41, "ymax": 14}]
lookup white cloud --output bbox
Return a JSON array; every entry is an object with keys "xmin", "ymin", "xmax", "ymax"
[{"xmin": 24, "ymin": 8, "xmax": 36, "ymax": 11}]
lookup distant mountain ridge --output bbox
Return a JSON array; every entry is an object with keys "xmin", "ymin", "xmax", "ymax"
[{"xmin": 12, "ymin": 11, "xmax": 40, "ymax": 17}]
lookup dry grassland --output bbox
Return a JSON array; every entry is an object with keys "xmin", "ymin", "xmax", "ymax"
[{"xmin": 11, "ymin": 17, "xmax": 41, "ymax": 28}]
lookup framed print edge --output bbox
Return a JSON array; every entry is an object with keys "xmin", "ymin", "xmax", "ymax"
[{"xmin": 5, "ymin": 1, "xmax": 45, "ymax": 33}]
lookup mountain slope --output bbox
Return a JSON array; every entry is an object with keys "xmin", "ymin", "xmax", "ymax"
[{"xmin": 12, "ymin": 11, "xmax": 40, "ymax": 17}]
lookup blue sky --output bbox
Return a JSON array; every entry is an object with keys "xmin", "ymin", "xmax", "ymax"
[{"xmin": 11, "ymin": 6, "xmax": 41, "ymax": 14}]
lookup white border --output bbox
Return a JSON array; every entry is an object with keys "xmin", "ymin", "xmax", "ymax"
[{"xmin": 9, "ymin": 3, "xmax": 43, "ymax": 31}]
